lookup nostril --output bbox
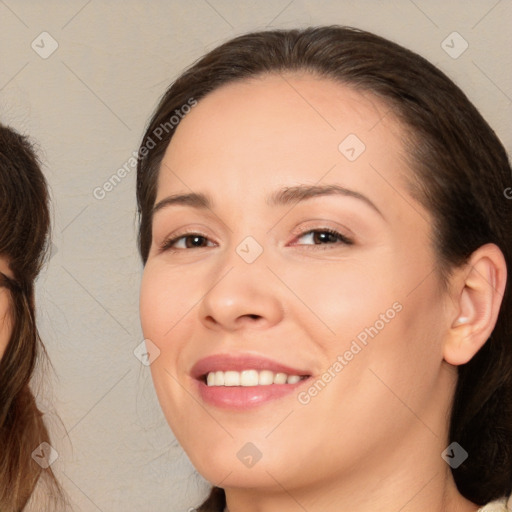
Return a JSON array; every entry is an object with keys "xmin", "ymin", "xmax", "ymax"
[{"xmin": 247, "ymin": 314, "xmax": 260, "ymax": 320}]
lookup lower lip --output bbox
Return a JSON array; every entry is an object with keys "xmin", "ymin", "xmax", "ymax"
[{"xmin": 195, "ymin": 378, "xmax": 311, "ymax": 410}]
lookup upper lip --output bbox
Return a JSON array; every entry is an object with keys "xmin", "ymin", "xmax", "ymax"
[{"xmin": 190, "ymin": 353, "xmax": 311, "ymax": 381}]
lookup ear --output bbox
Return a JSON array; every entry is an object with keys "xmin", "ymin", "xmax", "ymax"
[{"xmin": 443, "ymin": 243, "xmax": 507, "ymax": 366}]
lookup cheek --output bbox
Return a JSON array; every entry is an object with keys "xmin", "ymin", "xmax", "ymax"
[
  {"xmin": 139, "ymin": 273, "xmax": 167, "ymax": 342},
  {"xmin": 292, "ymin": 253, "xmax": 445, "ymax": 400},
  {"xmin": 139, "ymin": 263, "xmax": 197, "ymax": 342},
  {"xmin": 346, "ymin": 273, "xmax": 448, "ymax": 420},
  {"xmin": 139, "ymin": 266, "xmax": 187, "ymax": 427},
  {"xmin": 139, "ymin": 263, "xmax": 200, "ymax": 402},
  {"xmin": 285, "ymin": 257, "xmax": 400, "ymax": 342}
]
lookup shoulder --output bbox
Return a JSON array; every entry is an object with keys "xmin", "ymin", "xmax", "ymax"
[{"xmin": 477, "ymin": 494, "xmax": 512, "ymax": 512}]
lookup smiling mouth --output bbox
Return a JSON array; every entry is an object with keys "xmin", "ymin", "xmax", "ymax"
[{"xmin": 201, "ymin": 369, "xmax": 311, "ymax": 387}]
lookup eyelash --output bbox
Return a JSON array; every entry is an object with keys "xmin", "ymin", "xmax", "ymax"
[{"xmin": 159, "ymin": 228, "xmax": 353, "ymax": 252}]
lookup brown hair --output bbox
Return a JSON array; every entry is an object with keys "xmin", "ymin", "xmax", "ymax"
[
  {"xmin": 0, "ymin": 124, "xmax": 64, "ymax": 510},
  {"xmin": 136, "ymin": 26, "xmax": 512, "ymax": 508}
]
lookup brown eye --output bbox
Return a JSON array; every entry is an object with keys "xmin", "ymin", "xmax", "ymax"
[
  {"xmin": 161, "ymin": 233, "xmax": 215, "ymax": 251},
  {"xmin": 295, "ymin": 229, "xmax": 353, "ymax": 246}
]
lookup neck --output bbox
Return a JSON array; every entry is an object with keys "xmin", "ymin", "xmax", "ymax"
[
  {"xmin": 224, "ymin": 471, "xmax": 478, "ymax": 512},
  {"xmin": 223, "ymin": 424, "xmax": 479, "ymax": 512}
]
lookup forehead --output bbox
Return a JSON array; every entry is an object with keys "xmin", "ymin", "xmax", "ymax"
[
  {"xmin": 156, "ymin": 73, "xmax": 418, "ymax": 222},
  {"xmin": 165, "ymin": 73, "xmax": 401, "ymax": 155}
]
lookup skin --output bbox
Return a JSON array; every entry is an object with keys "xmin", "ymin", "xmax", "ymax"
[
  {"xmin": 0, "ymin": 257, "xmax": 14, "ymax": 360},
  {"xmin": 139, "ymin": 73, "xmax": 506, "ymax": 511}
]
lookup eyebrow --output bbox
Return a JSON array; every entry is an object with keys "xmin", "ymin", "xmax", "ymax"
[{"xmin": 153, "ymin": 184, "xmax": 384, "ymax": 219}]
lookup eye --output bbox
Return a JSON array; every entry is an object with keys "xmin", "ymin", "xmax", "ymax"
[
  {"xmin": 158, "ymin": 228, "xmax": 352, "ymax": 252},
  {"xmin": 160, "ymin": 232, "xmax": 216, "ymax": 251},
  {"xmin": 293, "ymin": 228, "xmax": 353, "ymax": 246}
]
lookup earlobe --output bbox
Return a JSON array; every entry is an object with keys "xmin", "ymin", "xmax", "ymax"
[{"xmin": 443, "ymin": 243, "xmax": 507, "ymax": 366}]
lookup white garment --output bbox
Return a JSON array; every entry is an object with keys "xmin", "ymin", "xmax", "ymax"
[{"xmin": 477, "ymin": 494, "xmax": 511, "ymax": 512}]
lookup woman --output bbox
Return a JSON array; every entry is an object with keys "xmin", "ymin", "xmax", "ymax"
[
  {"xmin": 0, "ymin": 124, "xmax": 64, "ymax": 510},
  {"xmin": 136, "ymin": 27, "xmax": 512, "ymax": 511}
]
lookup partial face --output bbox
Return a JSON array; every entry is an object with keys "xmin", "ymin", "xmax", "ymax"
[
  {"xmin": 140, "ymin": 75, "xmax": 454, "ymax": 491},
  {"xmin": 0, "ymin": 257, "xmax": 14, "ymax": 360}
]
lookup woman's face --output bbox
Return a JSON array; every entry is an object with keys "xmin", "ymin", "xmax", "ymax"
[
  {"xmin": 140, "ymin": 75, "xmax": 457, "ymax": 493},
  {"xmin": 0, "ymin": 257, "xmax": 13, "ymax": 360}
]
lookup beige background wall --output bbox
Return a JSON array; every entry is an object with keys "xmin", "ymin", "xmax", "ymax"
[{"xmin": 1, "ymin": 1, "xmax": 511, "ymax": 510}]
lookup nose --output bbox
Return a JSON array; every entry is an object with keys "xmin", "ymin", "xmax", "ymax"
[{"xmin": 198, "ymin": 264, "xmax": 284, "ymax": 332}]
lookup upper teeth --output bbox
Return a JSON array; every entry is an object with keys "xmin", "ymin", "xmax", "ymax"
[{"xmin": 206, "ymin": 370, "xmax": 305, "ymax": 387}]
